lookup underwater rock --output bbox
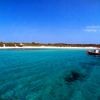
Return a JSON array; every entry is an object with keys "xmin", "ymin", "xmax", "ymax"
[{"xmin": 64, "ymin": 70, "xmax": 85, "ymax": 83}]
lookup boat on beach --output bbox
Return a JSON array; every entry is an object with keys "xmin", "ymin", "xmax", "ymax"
[{"xmin": 87, "ymin": 49, "xmax": 100, "ymax": 55}]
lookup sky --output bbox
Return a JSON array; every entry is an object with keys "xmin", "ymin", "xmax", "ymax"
[{"xmin": 0, "ymin": 0, "xmax": 100, "ymax": 44}]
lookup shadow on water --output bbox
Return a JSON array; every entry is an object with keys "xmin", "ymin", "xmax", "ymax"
[
  {"xmin": 64, "ymin": 70, "xmax": 86, "ymax": 83},
  {"xmin": 87, "ymin": 54, "xmax": 100, "ymax": 59}
]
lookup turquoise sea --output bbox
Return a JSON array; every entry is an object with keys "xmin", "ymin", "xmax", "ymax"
[{"xmin": 0, "ymin": 49, "xmax": 100, "ymax": 100}]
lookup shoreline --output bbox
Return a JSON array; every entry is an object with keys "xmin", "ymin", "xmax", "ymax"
[{"xmin": 0, "ymin": 46, "xmax": 97, "ymax": 49}]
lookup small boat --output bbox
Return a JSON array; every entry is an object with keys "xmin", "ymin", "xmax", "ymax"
[{"xmin": 87, "ymin": 49, "xmax": 100, "ymax": 55}]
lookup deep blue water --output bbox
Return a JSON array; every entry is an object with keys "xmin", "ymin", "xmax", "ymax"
[{"xmin": 0, "ymin": 49, "xmax": 100, "ymax": 100}]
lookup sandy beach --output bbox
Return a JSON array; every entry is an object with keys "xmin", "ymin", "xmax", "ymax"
[{"xmin": 0, "ymin": 46, "xmax": 97, "ymax": 49}]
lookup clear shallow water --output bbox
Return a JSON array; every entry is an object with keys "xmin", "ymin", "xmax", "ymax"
[{"xmin": 0, "ymin": 49, "xmax": 100, "ymax": 100}]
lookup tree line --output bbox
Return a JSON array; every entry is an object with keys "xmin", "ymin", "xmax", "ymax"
[{"xmin": 0, "ymin": 42, "xmax": 100, "ymax": 47}]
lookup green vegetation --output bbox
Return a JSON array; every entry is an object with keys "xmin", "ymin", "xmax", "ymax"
[
  {"xmin": 0, "ymin": 42, "xmax": 3, "ymax": 47},
  {"xmin": 0, "ymin": 42, "xmax": 100, "ymax": 47}
]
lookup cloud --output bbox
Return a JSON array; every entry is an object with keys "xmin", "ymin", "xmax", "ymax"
[
  {"xmin": 84, "ymin": 29, "xmax": 97, "ymax": 32},
  {"xmin": 83, "ymin": 25, "xmax": 100, "ymax": 32}
]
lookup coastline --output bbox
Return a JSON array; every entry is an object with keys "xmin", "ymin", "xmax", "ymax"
[{"xmin": 0, "ymin": 46, "xmax": 97, "ymax": 49}]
